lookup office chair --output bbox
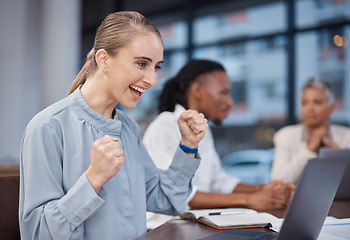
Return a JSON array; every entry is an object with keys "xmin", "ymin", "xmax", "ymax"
[
  {"xmin": 0, "ymin": 166, "xmax": 20, "ymax": 240},
  {"xmin": 221, "ymin": 148, "xmax": 274, "ymax": 184}
]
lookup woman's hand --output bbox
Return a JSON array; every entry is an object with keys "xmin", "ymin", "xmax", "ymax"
[
  {"xmin": 308, "ymin": 126, "xmax": 328, "ymax": 153},
  {"xmin": 321, "ymin": 131, "xmax": 339, "ymax": 149},
  {"xmin": 308, "ymin": 126, "xmax": 339, "ymax": 153},
  {"xmin": 177, "ymin": 109, "xmax": 208, "ymax": 151},
  {"xmin": 86, "ymin": 135, "xmax": 125, "ymax": 193}
]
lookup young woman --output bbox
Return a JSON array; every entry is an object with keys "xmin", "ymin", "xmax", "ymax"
[
  {"xmin": 271, "ymin": 77, "xmax": 350, "ymax": 183},
  {"xmin": 19, "ymin": 11, "xmax": 208, "ymax": 240}
]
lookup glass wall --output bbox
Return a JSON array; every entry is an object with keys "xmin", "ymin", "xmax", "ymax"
[
  {"xmin": 193, "ymin": 2, "xmax": 286, "ymax": 44},
  {"xmin": 295, "ymin": 0, "xmax": 350, "ymax": 125},
  {"xmin": 119, "ymin": 0, "xmax": 350, "ymax": 157},
  {"xmin": 296, "ymin": 0, "xmax": 350, "ymax": 29}
]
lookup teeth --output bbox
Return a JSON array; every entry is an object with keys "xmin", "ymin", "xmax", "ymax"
[{"xmin": 130, "ymin": 85, "xmax": 146, "ymax": 93}]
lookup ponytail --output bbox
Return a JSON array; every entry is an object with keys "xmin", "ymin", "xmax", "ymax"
[
  {"xmin": 158, "ymin": 77, "xmax": 184, "ymax": 113},
  {"xmin": 66, "ymin": 48, "xmax": 96, "ymax": 96}
]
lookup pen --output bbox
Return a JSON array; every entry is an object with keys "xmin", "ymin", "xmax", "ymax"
[{"xmin": 208, "ymin": 211, "xmax": 245, "ymax": 216}]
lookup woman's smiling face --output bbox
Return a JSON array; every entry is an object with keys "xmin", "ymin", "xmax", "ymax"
[{"xmin": 105, "ymin": 33, "xmax": 164, "ymax": 109}]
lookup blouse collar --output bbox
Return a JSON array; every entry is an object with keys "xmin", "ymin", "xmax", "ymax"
[
  {"xmin": 69, "ymin": 87, "xmax": 122, "ymax": 135},
  {"xmin": 301, "ymin": 123, "xmax": 331, "ymax": 142}
]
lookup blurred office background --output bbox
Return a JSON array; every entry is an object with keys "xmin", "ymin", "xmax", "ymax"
[{"xmin": 1, "ymin": 0, "xmax": 350, "ymax": 182}]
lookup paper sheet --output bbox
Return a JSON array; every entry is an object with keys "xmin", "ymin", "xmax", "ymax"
[
  {"xmin": 270, "ymin": 217, "xmax": 350, "ymax": 240},
  {"xmin": 318, "ymin": 224, "xmax": 350, "ymax": 240}
]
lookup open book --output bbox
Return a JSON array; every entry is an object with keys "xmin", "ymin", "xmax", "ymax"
[{"xmin": 181, "ymin": 208, "xmax": 279, "ymax": 230}]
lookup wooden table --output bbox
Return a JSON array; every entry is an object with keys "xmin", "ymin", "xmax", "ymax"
[{"xmin": 135, "ymin": 200, "xmax": 350, "ymax": 240}]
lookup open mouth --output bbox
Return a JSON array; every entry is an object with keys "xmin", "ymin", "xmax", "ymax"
[{"xmin": 129, "ymin": 84, "xmax": 146, "ymax": 98}]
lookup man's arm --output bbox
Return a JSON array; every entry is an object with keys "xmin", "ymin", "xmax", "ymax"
[{"xmin": 189, "ymin": 181, "xmax": 294, "ymax": 210}]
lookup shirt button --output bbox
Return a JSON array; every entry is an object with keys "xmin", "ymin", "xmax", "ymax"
[
  {"xmin": 85, "ymin": 208, "xmax": 91, "ymax": 215},
  {"xmin": 75, "ymin": 217, "xmax": 81, "ymax": 223},
  {"xmin": 95, "ymin": 199, "xmax": 100, "ymax": 206}
]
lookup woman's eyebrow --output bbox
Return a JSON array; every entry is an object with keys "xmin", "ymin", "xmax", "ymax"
[{"xmin": 134, "ymin": 56, "xmax": 164, "ymax": 64}]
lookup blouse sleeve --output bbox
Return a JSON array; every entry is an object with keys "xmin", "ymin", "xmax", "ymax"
[
  {"xmin": 140, "ymin": 119, "xmax": 201, "ymax": 215},
  {"xmin": 19, "ymin": 123, "xmax": 108, "ymax": 240}
]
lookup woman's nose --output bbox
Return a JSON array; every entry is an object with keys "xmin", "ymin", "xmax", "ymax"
[{"xmin": 144, "ymin": 70, "xmax": 157, "ymax": 87}]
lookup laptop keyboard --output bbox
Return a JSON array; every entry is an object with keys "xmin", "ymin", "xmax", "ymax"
[{"xmin": 251, "ymin": 232, "xmax": 277, "ymax": 240}]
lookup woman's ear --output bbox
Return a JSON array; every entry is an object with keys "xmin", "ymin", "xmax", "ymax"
[
  {"xmin": 190, "ymin": 82, "xmax": 202, "ymax": 99},
  {"xmin": 328, "ymin": 104, "xmax": 335, "ymax": 118},
  {"xmin": 95, "ymin": 49, "xmax": 109, "ymax": 73}
]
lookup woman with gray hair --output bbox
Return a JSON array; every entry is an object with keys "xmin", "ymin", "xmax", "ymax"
[{"xmin": 271, "ymin": 77, "xmax": 350, "ymax": 183}]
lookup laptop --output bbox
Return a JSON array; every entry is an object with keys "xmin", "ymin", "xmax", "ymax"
[
  {"xmin": 199, "ymin": 157, "xmax": 349, "ymax": 240},
  {"xmin": 319, "ymin": 148, "xmax": 350, "ymax": 200}
]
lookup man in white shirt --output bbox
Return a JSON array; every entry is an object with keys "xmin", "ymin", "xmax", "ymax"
[{"xmin": 143, "ymin": 59, "xmax": 294, "ymax": 229}]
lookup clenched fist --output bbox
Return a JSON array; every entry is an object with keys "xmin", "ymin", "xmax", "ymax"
[
  {"xmin": 177, "ymin": 109, "xmax": 208, "ymax": 152},
  {"xmin": 86, "ymin": 135, "xmax": 125, "ymax": 193}
]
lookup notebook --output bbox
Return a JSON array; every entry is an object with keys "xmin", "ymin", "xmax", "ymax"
[
  {"xmin": 319, "ymin": 148, "xmax": 350, "ymax": 200},
  {"xmin": 199, "ymin": 157, "xmax": 349, "ymax": 240},
  {"xmin": 181, "ymin": 207, "xmax": 278, "ymax": 229}
]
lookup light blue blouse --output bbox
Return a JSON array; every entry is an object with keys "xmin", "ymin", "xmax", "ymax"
[{"xmin": 19, "ymin": 88, "xmax": 200, "ymax": 240}]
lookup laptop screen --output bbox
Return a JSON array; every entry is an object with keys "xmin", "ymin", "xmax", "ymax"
[
  {"xmin": 319, "ymin": 148, "xmax": 350, "ymax": 200},
  {"xmin": 277, "ymin": 158, "xmax": 348, "ymax": 240}
]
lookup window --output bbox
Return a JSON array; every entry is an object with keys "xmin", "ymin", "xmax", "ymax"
[
  {"xmin": 192, "ymin": 2, "xmax": 288, "ymax": 152},
  {"xmin": 82, "ymin": 0, "xmax": 350, "ymax": 153},
  {"xmin": 193, "ymin": 2, "xmax": 286, "ymax": 45},
  {"xmin": 296, "ymin": 0, "xmax": 350, "ymax": 29},
  {"xmin": 295, "ymin": 26, "xmax": 349, "ymax": 123}
]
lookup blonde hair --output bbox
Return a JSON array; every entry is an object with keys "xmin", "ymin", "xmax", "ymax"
[{"xmin": 66, "ymin": 11, "xmax": 162, "ymax": 96}]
